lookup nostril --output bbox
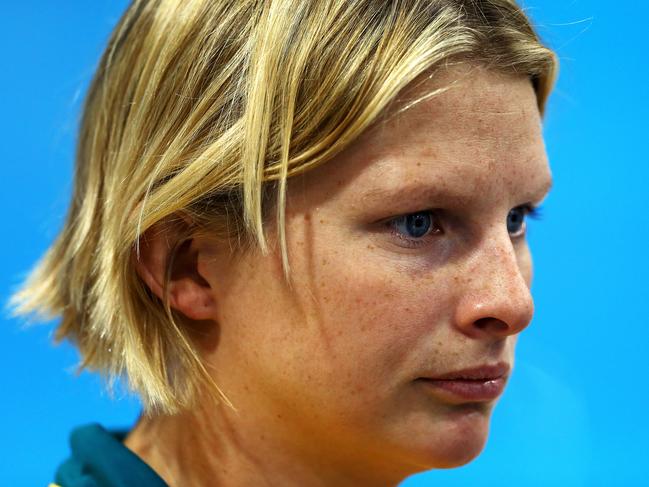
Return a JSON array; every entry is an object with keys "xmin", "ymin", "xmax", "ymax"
[{"xmin": 474, "ymin": 317, "xmax": 509, "ymax": 332}]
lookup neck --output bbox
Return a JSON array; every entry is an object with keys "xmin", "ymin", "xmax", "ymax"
[{"xmin": 123, "ymin": 400, "xmax": 411, "ymax": 487}]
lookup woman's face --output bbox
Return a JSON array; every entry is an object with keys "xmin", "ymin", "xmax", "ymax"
[{"xmin": 198, "ymin": 66, "xmax": 552, "ymax": 481}]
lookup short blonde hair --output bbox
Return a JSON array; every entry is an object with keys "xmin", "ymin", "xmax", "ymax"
[{"xmin": 10, "ymin": 0, "xmax": 557, "ymax": 414}]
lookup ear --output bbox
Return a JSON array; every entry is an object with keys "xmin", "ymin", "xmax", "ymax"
[{"xmin": 132, "ymin": 216, "xmax": 217, "ymax": 321}]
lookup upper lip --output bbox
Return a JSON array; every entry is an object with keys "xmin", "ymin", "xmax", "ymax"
[{"xmin": 422, "ymin": 362, "xmax": 510, "ymax": 381}]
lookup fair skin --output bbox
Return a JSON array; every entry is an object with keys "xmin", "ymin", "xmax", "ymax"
[{"xmin": 127, "ymin": 65, "xmax": 553, "ymax": 487}]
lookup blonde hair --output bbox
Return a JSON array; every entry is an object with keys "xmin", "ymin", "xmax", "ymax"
[{"xmin": 9, "ymin": 0, "xmax": 557, "ymax": 414}]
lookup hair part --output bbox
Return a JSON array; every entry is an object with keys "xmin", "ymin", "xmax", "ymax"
[{"xmin": 9, "ymin": 0, "xmax": 557, "ymax": 414}]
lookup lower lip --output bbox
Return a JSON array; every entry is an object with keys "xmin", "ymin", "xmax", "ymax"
[{"xmin": 418, "ymin": 376, "xmax": 507, "ymax": 402}]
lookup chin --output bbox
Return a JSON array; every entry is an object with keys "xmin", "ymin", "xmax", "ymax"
[
  {"xmin": 429, "ymin": 436, "xmax": 488, "ymax": 469},
  {"xmin": 408, "ymin": 405, "xmax": 493, "ymax": 471}
]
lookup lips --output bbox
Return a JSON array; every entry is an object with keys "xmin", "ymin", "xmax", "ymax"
[
  {"xmin": 424, "ymin": 362, "xmax": 510, "ymax": 381},
  {"xmin": 417, "ymin": 362, "xmax": 511, "ymax": 402},
  {"xmin": 419, "ymin": 376, "xmax": 507, "ymax": 402}
]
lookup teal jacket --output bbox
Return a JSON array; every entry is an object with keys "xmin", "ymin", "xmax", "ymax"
[{"xmin": 51, "ymin": 424, "xmax": 168, "ymax": 487}]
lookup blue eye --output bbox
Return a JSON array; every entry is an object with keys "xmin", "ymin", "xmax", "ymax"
[
  {"xmin": 388, "ymin": 211, "xmax": 441, "ymax": 248},
  {"xmin": 396, "ymin": 212, "xmax": 433, "ymax": 238},
  {"xmin": 384, "ymin": 205, "xmax": 541, "ymax": 249},
  {"xmin": 507, "ymin": 204, "xmax": 540, "ymax": 238}
]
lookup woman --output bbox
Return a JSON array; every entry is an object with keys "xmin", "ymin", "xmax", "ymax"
[{"xmin": 12, "ymin": 0, "xmax": 557, "ymax": 485}]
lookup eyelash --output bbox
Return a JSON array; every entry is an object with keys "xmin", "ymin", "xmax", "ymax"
[{"xmin": 384, "ymin": 204, "xmax": 543, "ymax": 249}]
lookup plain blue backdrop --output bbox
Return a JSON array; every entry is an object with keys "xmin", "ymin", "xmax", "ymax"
[{"xmin": 2, "ymin": 1, "xmax": 647, "ymax": 486}]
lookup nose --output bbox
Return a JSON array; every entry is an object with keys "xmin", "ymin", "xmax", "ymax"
[{"xmin": 453, "ymin": 237, "xmax": 535, "ymax": 339}]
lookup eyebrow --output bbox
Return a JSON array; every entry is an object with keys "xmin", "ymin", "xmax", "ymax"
[{"xmin": 359, "ymin": 177, "xmax": 554, "ymax": 207}]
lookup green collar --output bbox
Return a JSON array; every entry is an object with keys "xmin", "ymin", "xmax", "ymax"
[{"xmin": 54, "ymin": 423, "xmax": 168, "ymax": 487}]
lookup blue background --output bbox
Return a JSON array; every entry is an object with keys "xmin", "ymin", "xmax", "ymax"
[{"xmin": 2, "ymin": 1, "xmax": 647, "ymax": 486}]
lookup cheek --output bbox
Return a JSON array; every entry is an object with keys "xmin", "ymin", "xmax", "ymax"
[
  {"xmin": 294, "ymin": 232, "xmax": 455, "ymax": 393},
  {"xmin": 219, "ymin": 214, "xmax": 456, "ymax": 416}
]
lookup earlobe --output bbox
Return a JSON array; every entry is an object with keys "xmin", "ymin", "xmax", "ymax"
[{"xmin": 132, "ymin": 219, "xmax": 218, "ymax": 322}]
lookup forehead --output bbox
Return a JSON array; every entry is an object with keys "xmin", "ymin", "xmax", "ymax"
[{"xmin": 290, "ymin": 65, "xmax": 551, "ymax": 209}]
